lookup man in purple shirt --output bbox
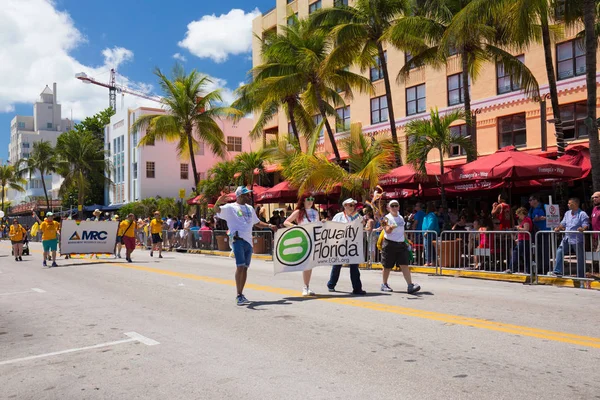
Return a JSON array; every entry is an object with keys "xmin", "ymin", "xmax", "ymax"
[
  {"xmin": 548, "ymin": 198, "xmax": 589, "ymax": 278},
  {"xmin": 591, "ymin": 192, "xmax": 600, "ymax": 251}
]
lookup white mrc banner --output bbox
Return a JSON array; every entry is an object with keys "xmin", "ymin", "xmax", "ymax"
[{"xmin": 60, "ymin": 220, "xmax": 119, "ymax": 254}]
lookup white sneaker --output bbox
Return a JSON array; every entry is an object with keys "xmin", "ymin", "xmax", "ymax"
[{"xmin": 302, "ymin": 286, "xmax": 315, "ymax": 296}]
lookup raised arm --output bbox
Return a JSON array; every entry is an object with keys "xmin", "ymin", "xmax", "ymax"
[{"xmin": 283, "ymin": 210, "xmax": 300, "ymax": 228}]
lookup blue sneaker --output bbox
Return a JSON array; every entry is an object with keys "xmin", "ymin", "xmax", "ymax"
[
  {"xmin": 43, "ymin": 261, "xmax": 47, "ymax": 267},
  {"xmin": 52, "ymin": 262, "xmax": 58, "ymax": 268},
  {"xmin": 236, "ymin": 295, "xmax": 245, "ymax": 306},
  {"xmin": 240, "ymin": 294, "xmax": 250, "ymax": 305},
  {"xmin": 407, "ymin": 283, "xmax": 421, "ymax": 294}
]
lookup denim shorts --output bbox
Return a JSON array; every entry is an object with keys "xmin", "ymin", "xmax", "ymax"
[{"xmin": 232, "ymin": 238, "xmax": 253, "ymax": 268}]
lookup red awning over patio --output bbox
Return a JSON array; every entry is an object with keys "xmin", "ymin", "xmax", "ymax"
[
  {"xmin": 557, "ymin": 145, "xmax": 591, "ymax": 180},
  {"xmin": 380, "ymin": 163, "xmax": 450, "ymax": 188},
  {"xmin": 442, "ymin": 146, "xmax": 582, "ymax": 185},
  {"xmin": 256, "ymin": 181, "xmax": 298, "ymax": 204}
]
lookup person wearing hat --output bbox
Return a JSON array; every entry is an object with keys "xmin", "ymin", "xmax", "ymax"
[
  {"xmin": 33, "ymin": 211, "xmax": 60, "ymax": 267},
  {"xmin": 381, "ymin": 200, "xmax": 421, "ymax": 294},
  {"xmin": 215, "ymin": 186, "xmax": 275, "ymax": 306},
  {"xmin": 327, "ymin": 198, "xmax": 366, "ymax": 295},
  {"xmin": 149, "ymin": 211, "xmax": 164, "ymax": 258},
  {"xmin": 9, "ymin": 218, "xmax": 27, "ymax": 261},
  {"xmin": 92, "ymin": 209, "xmax": 103, "ymax": 221}
]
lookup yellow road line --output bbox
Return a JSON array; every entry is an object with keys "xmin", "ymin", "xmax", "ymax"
[{"xmin": 106, "ymin": 261, "xmax": 600, "ymax": 349}]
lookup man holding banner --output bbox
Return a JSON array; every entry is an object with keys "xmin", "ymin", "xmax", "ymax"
[
  {"xmin": 326, "ymin": 198, "xmax": 366, "ymax": 295},
  {"xmin": 215, "ymin": 186, "xmax": 275, "ymax": 306}
]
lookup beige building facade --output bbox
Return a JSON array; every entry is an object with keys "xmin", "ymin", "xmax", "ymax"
[{"xmin": 252, "ymin": 0, "xmax": 600, "ymax": 165}]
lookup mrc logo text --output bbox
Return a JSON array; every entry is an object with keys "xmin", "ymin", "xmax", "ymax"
[{"xmin": 69, "ymin": 231, "xmax": 108, "ymax": 241}]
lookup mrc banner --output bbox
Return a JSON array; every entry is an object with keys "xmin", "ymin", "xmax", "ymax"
[
  {"xmin": 273, "ymin": 220, "xmax": 364, "ymax": 274},
  {"xmin": 60, "ymin": 220, "xmax": 119, "ymax": 254}
]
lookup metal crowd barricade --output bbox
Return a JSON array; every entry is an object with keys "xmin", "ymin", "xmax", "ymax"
[
  {"xmin": 366, "ymin": 230, "xmax": 439, "ymax": 272},
  {"xmin": 438, "ymin": 230, "xmax": 534, "ymax": 280},
  {"xmin": 534, "ymin": 230, "xmax": 600, "ymax": 286},
  {"xmin": 209, "ymin": 230, "xmax": 273, "ymax": 255}
]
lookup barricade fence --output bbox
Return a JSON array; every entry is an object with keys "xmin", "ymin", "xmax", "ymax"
[
  {"xmin": 365, "ymin": 230, "xmax": 439, "ymax": 271},
  {"xmin": 534, "ymin": 231, "xmax": 600, "ymax": 284}
]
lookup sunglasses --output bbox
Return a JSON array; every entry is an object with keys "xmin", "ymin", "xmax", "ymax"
[
  {"xmin": 390, "ymin": 205, "xmax": 399, "ymax": 208},
  {"xmin": 305, "ymin": 197, "xmax": 315, "ymax": 201},
  {"xmin": 345, "ymin": 204, "xmax": 356, "ymax": 207}
]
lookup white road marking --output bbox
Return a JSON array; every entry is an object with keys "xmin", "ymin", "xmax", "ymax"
[
  {"xmin": 31, "ymin": 288, "xmax": 46, "ymax": 293},
  {"xmin": 0, "ymin": 332, "xmax": 159, "ymax": 366},
  {"xmin": 0, "ymin": 288, "xmax": 45, "ymax": 296}
]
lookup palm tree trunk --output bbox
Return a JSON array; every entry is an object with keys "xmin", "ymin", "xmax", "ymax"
[
  {"xmin": 78, "ymin": 182, "xmax": 84, "ymax": 220},
  {"xmin": 461, "ymin": 51, "xmax": 476, "ymax": 161},
  {"xmin": 286, "ymin": 98, "xmax": 301, "ymax": 143},
  {"xmin": 583, "ymin": 0, "xmax": 600, "ymax": 191},
  {"xmin": 438, "ymin": 148, "xmax": 447, "ymax": 208},
  {"xmin": 378, "ymin": 43, "xmax": 402, "ymax": 167},
  {"xmin": 186, "ymin": 127, "xmax": 200, "ymax": 188},
  {"xmin": 40, "ymin": 171, "xmax": 50, "ymax": 211},
  {"xmin": 316, "ymin": 96, "xmax": 342, "ymax": 162},
  {"xmin": 540, "ymin": 18, "xmax": 565, "ymax": 158}
]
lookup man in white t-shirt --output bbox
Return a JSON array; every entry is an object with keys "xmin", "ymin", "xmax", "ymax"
[
  {"xmin": 381, "ymin": 200, "xmax": 421, "ymax": 294},
  {"xmin": 326, "ymin": 198, "xmax": 366, "ymax": 295},
  {"xmin": 215, "ymin": 186, "xmax": 275, "ymax": 306}
]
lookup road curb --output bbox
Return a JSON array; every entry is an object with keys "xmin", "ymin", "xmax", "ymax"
[{"xmin": 187, "ymin": 249, "xmax": 273, "ymax": 261}]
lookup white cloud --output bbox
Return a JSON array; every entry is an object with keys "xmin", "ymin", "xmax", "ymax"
[
  {"xmin": 204, "ymin": 76, "xmax": 237, "ymax": 106},
  {"xmin": 102, "ymin": 47, "xmax": 134, "ymax": 67},
  {"xmin": 178, "ymin": 8, "xmax": 261, "ymax": 63},
  {"xmin": 172, "ymin": 53, "xmax": 187, "ymax": 62}
]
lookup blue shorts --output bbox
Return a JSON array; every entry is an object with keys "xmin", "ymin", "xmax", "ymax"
[
  {"xmin": 43, "ymin": 239, "xmax": 58, "ymax": 252},
  {"xmin": 232, "ymin": 239, "xmax": 253, "ymax": 268}
]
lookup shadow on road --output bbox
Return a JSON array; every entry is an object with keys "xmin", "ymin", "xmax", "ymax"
[
  {"xmin": 245, "ymin": 299, "xmax": 292, "ymax": 310},
  {"xmin": 283, "ymin": 292, "xmax": 391, "ymax": 302}
]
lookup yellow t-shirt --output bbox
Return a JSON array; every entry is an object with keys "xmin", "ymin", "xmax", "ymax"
[
  {"xmin": 150, "ymin": 218, "xmax": 163, "ymax": 234},
  {"xmin": 119, "ymin": 220, "xmax": 135, "ymax": 238},
  {"xmin": 40, "ymin": 220, "xmax": 60, "ymax": 241},
  {"xmin": 9, "ymin": 224, "xmax": 26, "ymax": 241}
]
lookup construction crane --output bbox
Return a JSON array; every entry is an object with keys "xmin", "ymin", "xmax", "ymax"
[{"xmin": 75, "ymin": 68, "xmax": 161, "ymax": 111}]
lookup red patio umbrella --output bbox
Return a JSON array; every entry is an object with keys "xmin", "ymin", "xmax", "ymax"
[
  {"xmin": 256, "ymin": 181, "xmax": 298, "ymax": 204},
  {"xmin": 442, "ymin": 146, "xmax": 582, "ymax": 185},
  {"xmin": 383, "ymin": 187, "xmax": 440, "ymax": 199},
  {"xmin": 380, "ymin": 163, "xmax": 450, "ymax": 188},
  {"xmin": 557, "ymin": 145, "xmax": 591, "ymax": 180}
]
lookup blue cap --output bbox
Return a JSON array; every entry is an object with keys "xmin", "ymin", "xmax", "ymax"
[{"xmin": 235, "ymin": 186, "xmax": 252, "ymax": 197}]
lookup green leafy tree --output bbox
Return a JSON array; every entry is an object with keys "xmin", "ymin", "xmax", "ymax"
[
  {"xmin": 0, "ymin": 164, "xmax": 26, "ymax": 212},
  {"xmin": 310, "ymin": 0, "xmax": 413, "ymax": 166},
  {"xmin": 157, "ymin": 197, "xmax": 180, "ymax": 217},
  {"xmin": 23, "ymin": 141, "xmax": 58, "ymax": 211},
  {"xmin": 405, "ymin": 108, "xmax": 476, "ymax": 207},
  {"xmin": 196, "ymin": 160, "xmax": 240, "ymax": 203},
  {"xmin": 390, "ymin": 0, "xmax": 539, "ymax": 161},
  {"xmin": 56, "ymin": 130, "xmax": 110, "ymax": 219},
  {"xmin": 132, "ymin": 64, "xmax": 238, "ymax": 188},
  {"xmin": 234, "ymin": 150, "xmax": 267, "ymax": 204},
  {"xmin": 255, "ymin": 17, "xmax": 373, "ymax": 162},
  {"xmin": 74, "ymin": 108, "xmax": 115, "ymax": 142}
]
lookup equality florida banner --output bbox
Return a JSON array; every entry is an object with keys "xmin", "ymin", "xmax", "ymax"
[
  {"xmin": 60, "ymin": 220, "xmax": 119, "ymax": 254},
  {"xmin": 273, "ymin": 220, "xmax": 364, "ymax": 274}
]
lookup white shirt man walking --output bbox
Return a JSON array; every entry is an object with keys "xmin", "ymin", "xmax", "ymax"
[
  {"xmin": 215, "ymin": 186, "xmax": 275, "ymax": 306},
  {"xmin": 381, "ymin": 200, "xmax": 421, "ymax": 294}
]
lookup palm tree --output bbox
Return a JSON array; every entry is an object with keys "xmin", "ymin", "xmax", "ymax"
[
  {"xmin": 132, "ymin": 64, "xmax": 238, "ymax": 188},
  {"xmin": 0, "ymin": 164, "xmax": 26, "ymax": 212},
  {"xmin": 197, "ymin": 160, "xmax": 240, "ymax": 202},
  {"xmin": 56, "ymin": 130, "xmax": 110, "ymax": 219},
  {"xmin": 390, "ymin": 0, "xmax": 539, "ymax": 161},
  {"xmin": 405, "ymin": 108, "xmax": 476, "ymax": 207},
  {"xmin": 234, "ymin": 149, "xmax": 267, "ymax": 206},
  {"xmin": 23, "ymin": 141, "xmax": 58, "ymax": 211},
  {"xmin": 310, "ymin": 0, "xmax": 413, "ymax": 166},
  {"xmin": 255, "ymin": 17, "xmax": 374, "ymax": 162}
]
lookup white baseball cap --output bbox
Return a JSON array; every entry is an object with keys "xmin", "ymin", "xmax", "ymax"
[
  {"xmin": 235, "ymin": 186, "xmax": 252, "ymax": 197},
  {"xmin": 389, "ymin": 200, "xmax": 399, "ymax": 206},
  {"xmin": 342, "ymin": 198, "xmax": 357, "ymax": 206}
]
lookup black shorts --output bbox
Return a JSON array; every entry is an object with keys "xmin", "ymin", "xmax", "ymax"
[
  {"xmin": 381, "ymin": 239, "xmax": 409, "ymax": 269},
  {"xmin": 151, "ymin": 233, "xmax": 163, "ymax": 244}
]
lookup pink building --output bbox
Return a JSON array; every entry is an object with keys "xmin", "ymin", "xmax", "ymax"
[{"xmin": 105, "ymin": 106, "xmax": 257, "ymax": 205}]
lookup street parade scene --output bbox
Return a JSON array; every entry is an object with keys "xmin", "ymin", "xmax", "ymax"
[{"xmin": 1, "ymin": 0, "xmax": 600, "ymax": 399}]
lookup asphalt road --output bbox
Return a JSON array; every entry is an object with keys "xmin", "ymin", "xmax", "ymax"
[{"xmin": 1, "ymin": 242, "xmax": 599, "ymax": 400}]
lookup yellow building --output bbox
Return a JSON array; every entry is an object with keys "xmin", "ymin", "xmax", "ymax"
[{"xmin": 252, "ymin": 0, "xmax": 599, "ymax": 166}]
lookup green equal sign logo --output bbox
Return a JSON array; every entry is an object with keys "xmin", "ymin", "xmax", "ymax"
[{"xmin": 277, "ymin": 227, "xmax": 311, "ymax": 266}]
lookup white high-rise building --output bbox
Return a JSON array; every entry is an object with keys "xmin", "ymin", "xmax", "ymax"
[{"xmin": 7, "ymin": 83, "xmax": 72, "ymax": 205}]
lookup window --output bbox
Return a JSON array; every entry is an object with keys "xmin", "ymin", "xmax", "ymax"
[
  {"xmin": 336, "ymin": 106, "xmax": 351, "ymax": 132},
  {"xmin": 334, "ymin": 0, "xmax": 348, "ymax": 6},
  {"xmin": 370, "ymin": 52, "xmax": 386, "ymax": 82},
  {"xmin": 132, "ymin": 132, "xmax": 138, "ymax": 147},
  {"xmin": 560, "ymin": 102, "xmax": 588, "ymax": 140},
  {"xmin": 447, "ymin": 73, "xmax": 469, "ymax": 106},
  {"xmin": 309, "ymin": 1, "xmax": 321, "ymax": 14},
  {"xmin": 132, "ymin": 162, "xmax": 138, "ymax": 179},
  {"xmin": 146, "ymin": 161, "xmax": 155, "ymax": 178},
  {"xmin": 404, "ymin": 52, "xmax": 422, "ymax": 70},
  {"xmin": 227, "ymin": 136, "xmax": 242, "ymax": 152},
  {"xmin": 287, "ymin": 0, "xmax": 295, "ymax": 3},
  {"xmin": 18, "ymin": 122, "xmax": 25, "ymax": 129},
  {"xmin": 313, "ymin": 114, "xmax": 324, "ymax": 138},
  {"xmin": 498, "ymin": 113, "xmax": 527, "ymax": 148},
  {"xmin": 448, "ymin": 45, "xmax": 458, "ymax": 56},
  {"xmin": 180, "ymin": 163, "xmax": 189, "ymax": 180},
  {"xmin": 371, "ymin": 96, "xmax": 389, "ymax": 123},
  {"xmin": 406, "ymin": 84, "xmax": 426, "ymax": 116},
  {"xmin": 22, "ymin": 142, "xmax": 30, "ymax": 148},
  {"xmin": 449, "ymin": 125, "xmax": 469, "ymax": 157},
  {"xmin": 46, "ymin": 123, "xmax": 52, "ymax": 129},
  {"xmin": 497, "ymin": 55, "xmax": 524, "ymax": 94},
  {"xmin": 287, "ymin": 13, "xmax": 298, "ymax": 26},
  {"xmin": 557, "ymin": 39, "xmax": 585, "ymax": 80},
  {"xmin": 22, "ymin": 152, "xmax": 29, "ymax": 158}
]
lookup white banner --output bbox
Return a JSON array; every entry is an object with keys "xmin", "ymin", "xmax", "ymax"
[
  {"xmin": 273, "ymin": 220, "xmax": 364, "ymax": 274},
  {"xmin": 60, "ymin": 220, "xmax": 119, "ymax": 254}
]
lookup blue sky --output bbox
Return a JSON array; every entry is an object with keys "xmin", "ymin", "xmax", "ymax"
[{"xmin": 0, "ymin": 0, "xmax": 275, "ymax": 161}]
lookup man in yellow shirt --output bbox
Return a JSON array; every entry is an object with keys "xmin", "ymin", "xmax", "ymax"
[
  {"xmin": 119, "ymin": 213, "xmax": 137, "ymax": 263},
  {"xmin": 9, "ymin": 219, "xmax": 27, "ymax": 261},
  {"xmin": 34, "ymin": 212, "xmax": 60, "ymax": 267},
  {"xmin": 149, "ymin": 211, "xmax": 164, "ymax": 258}
]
